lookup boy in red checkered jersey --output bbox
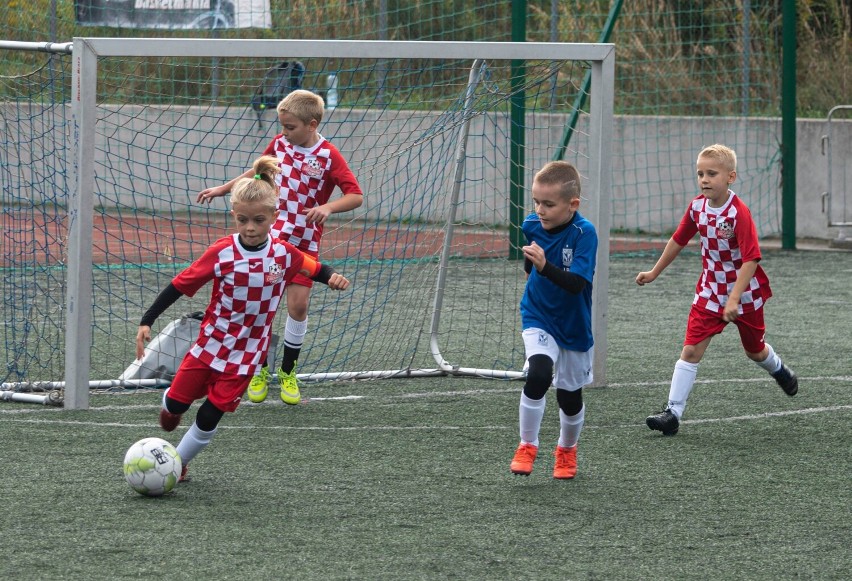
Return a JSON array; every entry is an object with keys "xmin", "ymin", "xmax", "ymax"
[
  {"xmin": 137, "ymin": 155, "xmax": 350, "ymax": 481},
  {"xmin": 636, "ymin": 144, "xmax": 798, "ymax": 436},
  {"xmin": 198, "ymin": 89, "xmax": 363, "ymax": 405}
]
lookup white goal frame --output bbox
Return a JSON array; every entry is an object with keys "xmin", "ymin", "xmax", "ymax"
[{"xmin": 67, "ymin": 38, "xmax": 615, "ymax": 409}]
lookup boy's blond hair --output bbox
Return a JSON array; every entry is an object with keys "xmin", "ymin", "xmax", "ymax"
[
  {"xmin": 698, "ymin": 144, "xmax": 737, "ymax": 172},
  {"xmin": 231, "ymin": 155, "xmax": 281, "ymax": 211},
  {"xmin": 534, "ymin": 161, "xmax": 582, "ymax": 200},
  {"xmin": 277, "ymin": 89, "xmax": 325, "ymax": 124}
]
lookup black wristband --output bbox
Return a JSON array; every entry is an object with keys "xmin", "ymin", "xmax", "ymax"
[{"xmin": 311, "ymin": 262, "xmax": 337, "ymax": 285}]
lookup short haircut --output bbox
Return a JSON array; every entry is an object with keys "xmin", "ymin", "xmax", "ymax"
[
  {"xmin": 231, "ymin": 155, "xmax": 280, "ymax": 211},
  {"xmin": 533, "ymin": 161, "xmax": 582, "ymax": 200},
  {"xmin": 277, "ymin": 89, "xmax": 325, "ymax": 124},
  {"xmin": 698, "ymin": 144, "xmax": 737, "ymax": 172}
]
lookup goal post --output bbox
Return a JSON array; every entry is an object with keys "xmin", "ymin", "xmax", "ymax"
[{"xmin": 23, "ymin": 38, "xmax": 615, "ymax": 408}]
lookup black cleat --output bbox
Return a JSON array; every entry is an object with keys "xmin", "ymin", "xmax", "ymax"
[
  {"xmin": 772, "ymin": 364, "xmax": 798, "ymax": 396},
  {"xmin": 646, "ymin": 408, "xmax": 680, "ymax": 435}
]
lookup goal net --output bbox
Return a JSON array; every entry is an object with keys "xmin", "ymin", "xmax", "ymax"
[{"xmin": 2, "ymin": 38, "xmax": 614, "ymax": 408}]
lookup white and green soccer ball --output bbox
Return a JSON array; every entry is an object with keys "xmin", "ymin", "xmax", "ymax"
[{"xmin": 123, "ymin": 437, "xmax": 182, "ymax": 497}]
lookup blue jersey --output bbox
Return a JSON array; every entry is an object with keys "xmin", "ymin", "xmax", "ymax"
[{"xmin": 520, "ymin": 211, "xmax": 597, "ymax": 351}]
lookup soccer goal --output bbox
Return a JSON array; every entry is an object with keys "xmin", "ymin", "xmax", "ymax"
[{"xmin": 2, "ymin": 38, "xmax": 614, "ymax": 409}]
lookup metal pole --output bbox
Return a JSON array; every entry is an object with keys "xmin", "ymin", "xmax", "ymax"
[
  {"xmin": 50, "ymin": 0, "xmax": 57, "ymax": 41},
  {"xmin": 377, "ymin": 0, "xmax": 388, "ymax": 106},
  {"xmin": 742, "ymin": 0, "xmax": 751, "ymax": 117},
  {"xmin": 509, "ymin": 0, "xmax": 527, "ymax": 261},
  {"xmin": 429, "ymin": 60, "xmax": 485, "ymax": 373},
  {"xmin": 549, "ymin": 0, "xmax": 559, "ymax": 109},
  {"xmin": 0, "ymin": 40, "xmax": 73, "ymax": 53},
  {"xmin": 781, "ymin": 0, "xmax": 797, "ymax": 249},
  {"xmin": 554, "ymin": 0, "xmax": 623, "ymax": 161},
  {"xmin": 67, "ymin": 39, "xmax": 98, "ymax": 410}
]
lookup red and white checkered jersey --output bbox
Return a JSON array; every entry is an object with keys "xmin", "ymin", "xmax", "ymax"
[
  {"xmin": 171, "ymin": 234, "xmax": 319, "ymax": 375},
  {"xmin": 672, "ymin": 191, "xmax": 771, "ymax": 314},
  {"xmin": 263, "ymin": 133, "xmax": 362, "ymax": 253}
]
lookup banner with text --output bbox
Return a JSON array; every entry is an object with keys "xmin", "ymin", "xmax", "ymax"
[{"xmin": 75, "ymin": 0, "xmax": 271, "ymax": 30}]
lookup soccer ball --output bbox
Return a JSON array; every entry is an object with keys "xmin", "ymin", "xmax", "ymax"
[{"xmin": 123, "ymin": 437, "xmax": 182, "ymax": 497}]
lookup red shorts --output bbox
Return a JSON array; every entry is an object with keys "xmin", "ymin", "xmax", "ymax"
[
  {"xmin": 290, "ymin": 272, "xmax": 315, "ymax": 288},
  {"xmin": 684, "ymin": 304, "xmax": 766, "ymax": 353},
  {"xmin": 168, "ymin": 352, "xmax": 251, "ymax": 413}
]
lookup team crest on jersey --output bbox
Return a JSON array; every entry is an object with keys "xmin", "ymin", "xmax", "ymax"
[
  {"xmin": 716, "ymin": 220, "xmax": 734, "ymax": 240},
  {"xmin": 303, "ymin": 158, "xmax": 324, "ymax": 178},
  {"xmin": 562, "ymin": 247, "xmax": 574, "ymax": 268},
  {"xmin": 266, "ymin": 263, "xmax": 284, "ymax": 285}
]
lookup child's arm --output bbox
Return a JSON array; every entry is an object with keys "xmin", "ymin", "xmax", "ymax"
[
  {"xmin": 135, "ymin": 284, "xmax": 184, "ymax": 359},
  {"xmin": 636, "ymin": 237, "xmax": 685, "ymax": 285},
  {"xmin": 723, "ymin": 259, "xmax": 759, "ymax": 322},
  {"xmin": 298, "ymin": 253, "xmax": 350, "ymax": 290},
  {"xmin": 309, "ymin": 263, "xmax": 350, "ymax": 290},
  {"xmin": 522, "ymin": 241, "xmax": 587, "ymax": 294},
  {"xmin": 197, "ymin": 168, "xmax": 255, "ymax": 204},
  {"xmin": 304, "ymin": 193, "xmax": 364, "ymax": 226}
]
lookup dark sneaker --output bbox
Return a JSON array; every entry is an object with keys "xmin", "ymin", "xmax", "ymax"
[
  {"xmin": 646, "ymin": 408, "xmax": 679, "ymax": 435},
  {"xmin": 159, "ymin": 408, "xmax": 182, "ymax": 432},
  {"xmin": 772, "ymin": 364, "xmax": 798, "ymax": 396}
]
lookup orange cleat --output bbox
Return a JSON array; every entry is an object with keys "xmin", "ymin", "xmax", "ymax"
[
  {"xmin": 510, "ymin": 443, "xmax": 538, "ymax": 476},
  {"xmin": 553, "ymin": 445, "xmax": 578, "ymax": 480}
]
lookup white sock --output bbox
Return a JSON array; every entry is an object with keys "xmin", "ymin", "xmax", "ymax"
[
  {"xmin": 519, "ymin": 393, "xmax": 546, "ymax": 448},
  {"xmin": 558, "ymin": 404, "xmax": 585, "ymax": 449},
  {"xmin": 284, "ymin": 315, "xmax": 308, "ymax": 350},
  {"xmin": 176, "ymin": 422, "xmax": 217, "ymax": 466},
  {"xmin": 755, "ymin": 343, "xmax": 782, "ymax": 374},
  {"xmin": 667, "ymin": 359, "xmax": 699, "ymax": 420}
]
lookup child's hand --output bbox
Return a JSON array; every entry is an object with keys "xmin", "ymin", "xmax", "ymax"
[
  {"xmin": 327, "ymin": 273, "xmax": 350, "ymax": 290},
  {"xmin": 135, "ymin": 326, "xmax": 152, "ymax": 360},
  {"xmin": 635, "ymin": 271, "xmax": 657, "ymax": 285},
  {"xmin": 197, "ymin": 185, "xmax": 227, "ymax": 204},
  {"xmin": 521, "ymin": 242, "xmax": 546, "ymax": 271},
  {"xmin": 722, "ymin": 302, "xmax": 739, "ymax": 322},
  {"xmin": 304, "ymin": 205, "xmax": 332, "ymax": 225}
]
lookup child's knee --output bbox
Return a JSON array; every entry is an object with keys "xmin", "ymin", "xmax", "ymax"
[
  {"xmin": 680, "ymin": 344, "xmax": 704, "ymax": 363},
  {"xmin": 195, "ymin": 399, "xmax": 226, "ymax": 432},
  {"xmin": 523, "ymin": 354, "xmax": 553, "ymax": 400},
  {"xmin": 287, "ymin": 302, "xmax": 309, "ymax": 319},
  {"xmin": 557, "ymin": 387, "xmax": 583, "ymax": 416},
  {"xmin": 745, "ymin": 346, "xmax": 768, "ymax": 362}
]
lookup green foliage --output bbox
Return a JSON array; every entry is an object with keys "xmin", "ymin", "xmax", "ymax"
[{"xmin": 0, "ymin": 0, "xmax": 848, "ymax": 117}]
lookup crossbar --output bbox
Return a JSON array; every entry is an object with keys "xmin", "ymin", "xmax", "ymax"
[{"xmin": 74, "ymin": 37, "xmax": 613, "ymax": 61}]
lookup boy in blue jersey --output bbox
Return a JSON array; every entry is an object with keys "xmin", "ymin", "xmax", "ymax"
[{"xmin": 510, "ymin": 161, "xmax": 597, "ymax": 479}]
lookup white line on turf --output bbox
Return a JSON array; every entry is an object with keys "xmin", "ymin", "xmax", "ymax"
[
  {"xmin": 1, "ymin": 405, "xmax": 850, "ymax": 432},
  {"xmin": 680, "ymin": 406, "xmax": 852, "ymax": 425}
]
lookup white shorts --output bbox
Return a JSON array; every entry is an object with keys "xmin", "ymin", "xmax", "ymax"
[{"xmin": 522, "ymin": 328, "xmax": 593, "ymax": 391}]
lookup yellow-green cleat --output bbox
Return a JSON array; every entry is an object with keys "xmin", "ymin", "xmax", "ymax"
[
  {"xmin": 246, "ymin": 366, "xmax": 270, "ymax": 403},
  {"xmin": 278, "ymin": 364, "xmax": 301, "ymax": 405}
]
